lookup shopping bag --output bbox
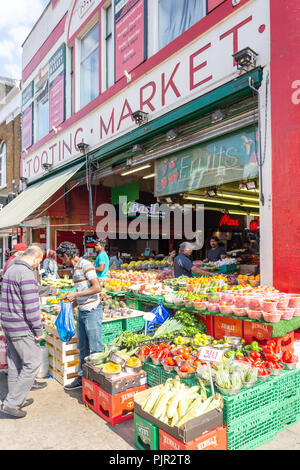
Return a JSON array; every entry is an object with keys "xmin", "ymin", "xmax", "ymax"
[
  {"xmin": 55, "ymin": 300, "xmax": 76, "ymax": 343},
  {"xmin": 147, "ymin": 302, "xmax": 171, "ymax": 330}
]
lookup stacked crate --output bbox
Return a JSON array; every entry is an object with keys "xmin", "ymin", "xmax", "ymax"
[{"xmin": 45, "ymin": 324, "xmax": 79, "ymax": 386}]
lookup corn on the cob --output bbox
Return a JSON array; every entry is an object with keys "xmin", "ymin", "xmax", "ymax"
[
  {"xmin": 153, "ymin": 390, "xmax": 173, "ymax": 419},
  {"xmin": 142, "ymin": 386, "xmax": 163, "ymax": 413},
  {"xmin": 167, "ymin": 391, "xmax": 183, "ymax": 419}
]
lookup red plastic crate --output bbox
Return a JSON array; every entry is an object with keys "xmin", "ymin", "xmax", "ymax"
[
  {"xmin": 95, "ymin": 384, "xmax": 147, "ymax": 425},
  {"xmin": 294, "ymin": 328, "xmax": 300, "ymax": 341},
  {"xmin": 159, "ymin": 426, "xmax": 227, "ymax": 450},
  {"xmin": 243, "ymin": 321, "xmax": 273, "ymax": 342},
  {"xmin": 214, "ymin": 316, "xmax": 243, "ymax": 339},
  {"xmin": 82, "ymin": 377, "xmax": 98, "ymax": 413},
  {"xmin": 196, "ymin": 313, "xmax": 214, "ymax": 336}
]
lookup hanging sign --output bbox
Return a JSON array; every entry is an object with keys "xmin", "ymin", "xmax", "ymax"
[
  {"xmin": 219, "ymin": 214, "xmax": 239, "ymax": 228},
  {"xmin": 49, "ymin": 44, "xmax": 66, "ymax": 130},
  {"xmin": 155, "ymin": 125, "xmax": 259, "ymax": 197},
  {"xmin": 115, "ymin": 0, "xmax": 147, "ymax": 82}
]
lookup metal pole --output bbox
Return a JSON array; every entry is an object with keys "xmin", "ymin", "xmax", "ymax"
[{"xmin": 207, "ymin": 362, "xmax": 215, "ymax": 397}]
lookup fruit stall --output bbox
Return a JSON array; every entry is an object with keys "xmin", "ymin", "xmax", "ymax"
[{"xmin": 36, "ymin": 271, "xmax": 300, "ymax": 451}]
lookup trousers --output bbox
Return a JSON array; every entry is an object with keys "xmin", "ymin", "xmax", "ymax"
[
  {"xmin": 77, "ymin": 304, "xmax": 103, "ymax": 376},
  {"xmin": 3, "ymin": 334, "xmax": 41, "ymax": 409}
]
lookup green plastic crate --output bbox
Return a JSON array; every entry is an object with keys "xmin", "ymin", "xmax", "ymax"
[
  {"xmin": 134, "ymin": 414, "xmax": 159, "ymax": 450},
  {"xmin": 123, "ymin": 316, "xmax": 146, "ymax": 332},
  {"xmin": 227, "ymin": 403, "xmax": 278, "ymax": 450},
  {"xmin": 126, "ymin": 299, "xmax": 145, "ymax": 311},
  {"xmin": 102, "ymin": 319, "xmax": 123, "ymax": 337},
  {"xmin": 275, "ymin": 369, "xmax": 300, "ymax": 401},
  {"xmin": 277, "ymin": 394, "xmax": 300, "ymax": 432},
  {"xmin": 102, "ymin": 333, "xmax": 118, "ymax": 345},
  {"xmin": 142, "ymin": 362, "xmax": 162, "ymax": 388}
]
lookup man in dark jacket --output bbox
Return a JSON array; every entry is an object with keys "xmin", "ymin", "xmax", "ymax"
[{"xmin": 0, "ymin": 245, "xmax": 45, "ymax": 418}]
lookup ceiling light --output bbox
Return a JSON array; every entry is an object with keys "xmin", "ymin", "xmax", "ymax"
[
  {"xmin": 211, "ymin": 110, "xmax": 225, "ymax": 123},
  {"xmin": 206, "ymin": 188, "xmax": 217, "ymax": 197},
  {"xmin": 229, "ymin": 210, "xmax": 259, "ymax": 216},
  {"xmin": 143, "ymin": 173, "xmax": 156, "ymax": 180},
  {"xmin": 166, "ymin": 129, "xmax": 178, "ymax": 141},
  {"xmin": 132, "ymin": 144, "xmax": 144, "ymax": 153},
  {"xmin": 239, "ymin": 202, "xmax": 260, "ymax": 209},
  {"xmin": 132, "ymin": 110, "xmax": 148, "ymax": 126},
  {"xmin": 246, "ymin": 180, "xmax": 258, "ymax": 190},
  {"xmin": 121, "ymin": 164, "xmax": 151, "ymax": 176}
]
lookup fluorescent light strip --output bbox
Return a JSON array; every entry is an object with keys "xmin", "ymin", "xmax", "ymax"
[
  {"xmin": 229, "ymin": 210, "xmax": 259, "ymax": 216},
  {"xmin": 219, "ymin": 192, "xmax": 259, "ymax": 203},
  {"xmin": 185, "ymin": 197, "xmax": 240, "ymax": 206},
  {"xmin": 142, "ymin": 173, "xmax": 156, "ymax": 180},
  {"xmin": 121, "ymin": 164, "xmax": 151, "ymax": 176}
]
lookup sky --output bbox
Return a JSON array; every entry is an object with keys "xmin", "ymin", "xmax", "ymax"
[{"xmin": 0, "ymin": 0, "xmax": 50, "ymax": 80}]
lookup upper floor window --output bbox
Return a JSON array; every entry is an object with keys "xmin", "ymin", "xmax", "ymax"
[
  {"xmin": 36, "ymin": 79, "xmax": 49, "ymax": 141},
  {"xmin": 0, "ymin": 142, "xmax": 6, "ymax": 189},
  {"xmin": 158, "ymin": 0, "xmax": 205, "ymax": 49},
  {"xmin": 80, "ymin": 23, "xmax": 99, "ymax": 108},
  {"xmin": 104, "ymin": 4, "xmax": 114, "ymax": 90}
]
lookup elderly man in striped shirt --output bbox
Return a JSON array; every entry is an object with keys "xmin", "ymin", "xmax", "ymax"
[{"xmin": 0, "ymin": 244, "xmax": 45, "ymax": 418}]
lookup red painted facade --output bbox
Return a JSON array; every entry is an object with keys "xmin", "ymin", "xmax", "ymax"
[{"xmin": 270, "ymin": 0, "xmax": 300, "ymax": 292}]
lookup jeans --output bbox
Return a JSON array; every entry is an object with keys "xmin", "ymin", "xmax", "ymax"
[{"xmin": 77, "ymin": 304, "xmax": 103, "ymax": 377}]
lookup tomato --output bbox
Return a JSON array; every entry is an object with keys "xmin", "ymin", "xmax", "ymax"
[
  {"xmin": 282, "ymin": 351, "xmax": 292, "ymax": 363},
  {"xmin": 250, "ymin": 351, "xmax": 261, "ymax": 360},
  {"xmin": 193, "ymin": 360, "xmax": 203, "ymax": 367},
  {"xmin": 180, "ymin": 364, "xmax": 189, "ymax": 373},
  {"xmin": 182, "ymin": 347, "xmax": 191, "ymax": 354},
  {"xmin": 182, "ymin": 352, "xmax": 190, "ymax": 361},
  {"xmin": 176, "ymin": 348, "xmax": 185, "ymax": 356},
  {"xmin": 139, "ymin": 346, "xmax": 150, "ymax": 356},
  {"xmin": 166, "ymin": 357, "xmax": 176, "ymax": 366}
]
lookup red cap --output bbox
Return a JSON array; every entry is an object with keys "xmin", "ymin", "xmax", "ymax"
[{"xmin": 13, "ymin": 243, "xmax": 28, "ymax": 252}]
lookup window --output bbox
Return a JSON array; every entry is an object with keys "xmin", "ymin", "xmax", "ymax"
[
  {"xmin": 158, "ymin": 0, "xmax": 205, "ymax": 49},
  {"xmin": 70, "ymin": 47, "xmax": 74, "ymax": 116},
  {"xmin": 0, "ymin": 142, "xmax": 6, "ymax": 189},
  {"xmin": 36, "ymin": 80, "xmax": 49, "ymax": 141},
  {"xmin": 105, "ymin": 4, "xmax": 114, "ymax": 89},
  {"xmin": 80, "ymin": 23, "xmax": 99, "ymax": 108}
]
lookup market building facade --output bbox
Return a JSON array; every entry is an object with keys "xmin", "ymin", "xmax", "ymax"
[{"xmin": 0, "ymin": 0, "xmax": 296, "ymax": 291}]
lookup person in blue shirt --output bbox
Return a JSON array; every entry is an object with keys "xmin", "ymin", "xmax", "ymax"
[
  {"xmin": 94, "ymin": 239, "xmax": 109, "ymax": 281},
  {"xmin": 174, "ymin": 242, "xmax": 212, "ymax": 278}
]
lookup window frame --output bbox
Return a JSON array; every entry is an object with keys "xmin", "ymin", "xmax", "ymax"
[
  {"xmin": 34, "ymin": 76, "xmax": 50, "ymax": 143},
  {"xmin": 101, "ymin": 0, "xmax": 114, "ymax": 92},
  {"xmin": 79, "ymin": 21, "xmax": 100, "ymax": 109}
]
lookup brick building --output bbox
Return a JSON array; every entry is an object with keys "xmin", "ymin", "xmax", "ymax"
[{"xmin": 0, "ymin": 77, "xmax": 22, "ymax": 269}]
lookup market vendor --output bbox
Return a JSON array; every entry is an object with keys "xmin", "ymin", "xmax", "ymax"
[
  {"xmin": 203, "ymin": 236, "xmax": 227, "ymax": 263},
  {"xmin": 95, "ymin": 239, "xmax": 109, "ymax": 281},
  {"xmin": 164, "ymin": 249, "xmax": 177, "ymax": 266},
  {"xmin": 174, "ymin": 242, "xmax": 213, "ymax": 278}
]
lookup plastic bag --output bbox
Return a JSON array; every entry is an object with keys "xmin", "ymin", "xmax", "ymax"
[
  {"xmin": 55, "ymin": 300, "xmax": 76, "ymax": 343},
  {"xmin": 147, "ymin": 302, "xmax": 171, "ymax": 330}
]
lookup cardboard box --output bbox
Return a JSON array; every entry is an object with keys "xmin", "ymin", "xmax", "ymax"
[
  {"xmin": 83, "ymin": 363, "xmax": 147, "ymax": 395},
  {"xmin": 134, "ymin": 387, "xmax": 223, "ymax": 443},
  {"xmin": 159, "ymin": 425, "xmax": 227, "ymax": 450}
]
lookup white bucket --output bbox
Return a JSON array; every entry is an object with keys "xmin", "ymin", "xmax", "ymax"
[{"xmin": 37, "ymin": 346, "xmax": 49, "ymax": 378}]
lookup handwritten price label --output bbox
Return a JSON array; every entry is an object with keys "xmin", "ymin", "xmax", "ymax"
[{"xmin": 199, "ymin": 347, "xmax": 224, "ymax": 363}]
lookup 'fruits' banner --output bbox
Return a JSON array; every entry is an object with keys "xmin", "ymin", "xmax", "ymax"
[
  {"xmin": 49, "ymin": 44, "xmax": 66, "ymax": 130},
  {"xmin": 21, "ymin": 82, "xmax": 34, "ymax": 151},
  {"xmin": 155, "ymin": 125, "xmax": 259, "ymax": 197},
  {"xmin": 115, "ymin": 0, "xmax": 147, "ymax": 82}
]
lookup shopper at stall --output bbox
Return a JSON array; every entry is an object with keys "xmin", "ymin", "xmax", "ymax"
[
  {"xmin": 55, "ymin": 242, "xmax": 102, "ymax": 390},
  {"xmin": 109, "ymin": 247, "xmax": 123, "ymax": 270},
  {"xmin": 203, "ymin": 236, "xmax": 227, "ymax": 263},
  {"xmin": 174, "ymin": 242, "xmax": 213, "ymax": 278},
  {"xmin": 164, "ymin": 249, "xmax": 177, "ymax": 266},
  {"xmin": 0, "ymin": 245, "xmax": 45, "ymax": 419},
  {"xmin": 42, "ymin": 250, "xmax": 59, "ymax": 279},
  {"xmin": 95, "ymin": 239, "xmax": 109, "ymax": 281},
  {"xmin": 3, "ymin": 243, "xmax": 28, "ymax": 275}
]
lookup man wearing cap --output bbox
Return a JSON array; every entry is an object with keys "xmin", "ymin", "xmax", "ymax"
[
  {"xmin": 3, "ymin": 243, "xmax": 28, "ymax": 275},
  {"xmin": 174, "ymin": 242, "xmax": 212, "ymax": 278}
]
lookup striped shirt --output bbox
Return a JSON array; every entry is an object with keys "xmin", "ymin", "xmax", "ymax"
[
  {"xmin": 73, "ymin": 258, "xmax": 100, "ymax": 312},
  {"xmin": 0, "ymin": 259, "xmax": 43, "ymax": 338}
]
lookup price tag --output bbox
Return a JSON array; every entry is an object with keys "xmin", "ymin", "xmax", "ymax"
[
  {"xmin": 143, "ymin": 312, "xmax": 156, "ymax": 322},
  {"xmin": 199, "ymin": 347, "xmax": 224, "ymax": 363}
]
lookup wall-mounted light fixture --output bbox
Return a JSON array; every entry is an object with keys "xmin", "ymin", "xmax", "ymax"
[
  {"xmin": 206, "ymin": 187, "xmax": 218, "ymax": 197},
  {"xmin": 42, "ymin": 163, "xmax": 53, "ymax": 171},
  {"xmin": 233, "ymin": 47, "xmax": 258, "ymax": 73},
  {"xmin": 77, "ymin": 142, "xmax": 90, "ymax": 154},
  {"xmin": 166, "ymin": 129, "xmax": 178, "ymax": 141},
  {"xmin": 132, "ymin": 144, "xmax": 144, "ymax": 153},
  {"xmin": 132, "ymin": 110, "xmax": 148, "ymax": 126}
]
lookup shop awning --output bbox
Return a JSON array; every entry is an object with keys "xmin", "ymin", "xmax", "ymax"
[{"xmin": 0, "ymin": 163, "xmax": 84, "ymax": 230}]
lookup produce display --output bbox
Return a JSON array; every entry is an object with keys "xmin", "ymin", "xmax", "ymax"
[
  {"xmin": 120, "ymin": 260, "xmax": 169, "ymax": 270},
  {"xmin": 41, "ymin": 276, "xmax": 74, "ymax": 288},
  {"xmin": 140, "ymin": 377, "xmax": 222, "ymax": 427}
]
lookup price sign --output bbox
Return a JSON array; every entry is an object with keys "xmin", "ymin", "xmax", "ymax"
[{"xmin": 199, "ymin": 347, "xmax": 224, "ymax": 363}]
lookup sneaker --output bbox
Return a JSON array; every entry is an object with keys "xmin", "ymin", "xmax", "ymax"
[
  {"xmin": 31, "ymin": 380, "xmax": 47, "ymax": 391},
  {"xmin": 21, "ymin": 398, "xmax": 34, "ymax": 409},
  {"xmin": 64, "ymin": 377, "xmax": 82, "ymax": 390},
  {"xmin": 0, "ymin": 404, "xmax": 27, "ymax": 419}
]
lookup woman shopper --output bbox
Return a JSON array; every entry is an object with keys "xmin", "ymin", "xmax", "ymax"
[
  {"xmin": 42, "ymin": 250, "xmax": 59, "ymax": 279},
  {"xmin": 55, "ymin": 242, "xmax": 102, "ymax": 390}
]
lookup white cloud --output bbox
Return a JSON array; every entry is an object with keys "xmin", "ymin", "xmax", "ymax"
[{"xmin": 0, "ymin": 0, "xmax": 47, "ymax": 79}]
